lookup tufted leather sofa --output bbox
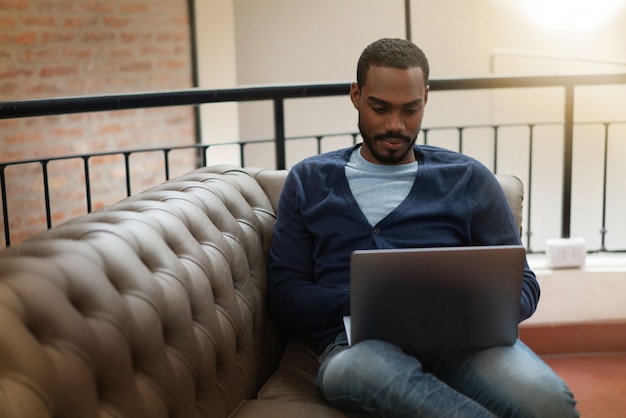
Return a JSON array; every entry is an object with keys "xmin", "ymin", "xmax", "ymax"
[{"xmin": 0, "ymin": 164, "xmax": 524, "ymax": 418}]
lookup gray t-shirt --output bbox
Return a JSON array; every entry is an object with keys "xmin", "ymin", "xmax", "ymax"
[{"xmin": 345, "ymin": 147, "xmax": 418, "ymax": 226}]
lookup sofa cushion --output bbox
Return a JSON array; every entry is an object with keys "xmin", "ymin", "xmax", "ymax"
[
  {"xmin": 257, "ymin": 337, "xmax": 326, "ymax": 404},
  {"xmin": 229, "ymin": 398, "xmax": 347, "ymax": 418}
]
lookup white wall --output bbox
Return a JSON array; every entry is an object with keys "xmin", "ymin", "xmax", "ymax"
[
  {"xmin": 231, "ymin": 0, "xmax": 407, "ymax": 168},
  {"xmin": 195, "ymin": 0, "xmax": 626, "ymax": 251},
  {"xmin": 193, "ymin": 0, "xmax": 241, "ymax": 166}
]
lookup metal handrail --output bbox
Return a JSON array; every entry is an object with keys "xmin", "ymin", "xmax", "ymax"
[{"xmin": 3, "ymin": 73, "xmax": 625, "ymax": 120}]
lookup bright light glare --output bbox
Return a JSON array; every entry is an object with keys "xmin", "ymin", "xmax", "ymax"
[{"xmin": 520, "ymin": 0, "xmax": 624, "ymax": 30}]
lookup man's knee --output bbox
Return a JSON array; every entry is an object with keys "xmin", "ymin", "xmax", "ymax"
[
  {"xmin": 493, "ymin": 377, "xmax": 579, "ymax": 418},
  {"xmin": 319, "ymin": 339, "xmax": 424, "ymax": 397},
  {"xmin": 323, "ymin": 340, "xmax": 405, "ymax": 382}
]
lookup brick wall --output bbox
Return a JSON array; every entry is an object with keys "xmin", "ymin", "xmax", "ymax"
[{"xmin": 0, "ymin": 0, "xmax": 196, "ymax": 247}]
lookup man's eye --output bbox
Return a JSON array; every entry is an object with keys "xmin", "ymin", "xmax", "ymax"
[
  {"xmin": 372, "ymin": 107, "xmax": 386, "ymax": 113},
  {"xmin": 405, "ymin": 108, "xmax": 418, "ymax": 114}
]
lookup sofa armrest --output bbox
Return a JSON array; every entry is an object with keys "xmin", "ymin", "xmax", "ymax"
[{"xmin": 495, "ymin": 174, "xmax": 524, "ymax": 235}]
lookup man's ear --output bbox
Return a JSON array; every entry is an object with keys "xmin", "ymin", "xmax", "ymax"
[
  {"xmin": 424, "ymin": 84, "xmax": 430, "ymax": 105},
  {"xmin": 349, "ymin": 82, "xmax": 360, "ymax": 109}
]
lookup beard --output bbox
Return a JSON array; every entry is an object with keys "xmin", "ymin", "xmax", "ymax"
[{"xmin": 359, "ymin": 121, "xmax": 417, "ymax": 165}]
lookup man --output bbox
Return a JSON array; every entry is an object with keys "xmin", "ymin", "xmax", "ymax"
[{"xmin": 268, "ymin": 38, "xmax": 579, "ymax": 417}]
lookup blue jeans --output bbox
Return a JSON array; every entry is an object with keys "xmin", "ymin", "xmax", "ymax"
[{"xmin": 315, "ymin": 333, "xmax": 579, "ymax": 418}]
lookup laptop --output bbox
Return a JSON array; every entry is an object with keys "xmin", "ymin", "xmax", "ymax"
[{"xmin": 348, "ymin": 245, "xmax": 525, "ymax": 352}]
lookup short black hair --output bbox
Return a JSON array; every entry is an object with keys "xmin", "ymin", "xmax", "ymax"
[{"xmin": 356, "ymin": 38, "xmax": 430, "ymax": 89}]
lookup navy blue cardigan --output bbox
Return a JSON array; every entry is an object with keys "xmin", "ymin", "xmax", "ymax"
[{"xmin": 268, "ymin": 144, "xmax": 540, "ymax": 353}]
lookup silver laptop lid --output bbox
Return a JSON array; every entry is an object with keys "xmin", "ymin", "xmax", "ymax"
[{"xmin": 349, "ymin": 245, "xmax": 526, "ymax": 352}]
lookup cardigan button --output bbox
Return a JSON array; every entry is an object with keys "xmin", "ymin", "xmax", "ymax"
[{"xmin": 373, "ymin": 227, "xmax": 380, "ymax": 234}]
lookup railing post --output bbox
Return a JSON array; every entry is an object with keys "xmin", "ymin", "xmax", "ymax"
[
  {"xmin": 316, "ymin": 136, "xmax": 323, "ymax": 155},
  {"xmin": 239, "ymin": 143, "xmax": 246, "ymax": 167},
  {"xmin": 123, "ymin": 152, "xmax": 132, "ymax": 196},
  {"xmin": 526, "ymin": 125, "xmax": 535, "ymax": 251},
  {"xmin": 562, "ymin": 85, "xmax": 575, "ymax": 238},
  {"xmin": 82, "ymin": 156, "xmax": 92, "ymax": 213},
  {"xmin": 600, "ymin": 122, "xmax": 610, "ymax": 251},
  {"xmin": 274, "ymin": 98, "xmax": 286, "ymax": 170},
  {"xmin": 41, "ymin": 160, "xmax": 52, "ymax": 229},
  {"xmin": 0, "ymin": 165, "xmax": 9, "ymax": 247},
  {"xmin": 163, "ymin": 149, "xmax": 171, "ymax": 181},
  {"xmin": 200, "ymin": 145, "xmax": 209, "ymax": 167},
  {"xmin": 492, "ymin": 125, "xmax": 499, "ymax": 173}
]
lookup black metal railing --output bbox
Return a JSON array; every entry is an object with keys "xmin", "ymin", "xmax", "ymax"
[{"xmin": 2, "ymin": 73, "xmax": 626, "ymax": 250}]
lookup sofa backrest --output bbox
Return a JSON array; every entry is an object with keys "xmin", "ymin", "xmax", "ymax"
[{"xmin": 0, "ymin": 165, "xmax": 287, "ymax": 418}]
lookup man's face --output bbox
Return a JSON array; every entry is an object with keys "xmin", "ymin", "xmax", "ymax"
[{"xmin": 350, "ymin": 66, "xmax": 429, "ymax": 165}]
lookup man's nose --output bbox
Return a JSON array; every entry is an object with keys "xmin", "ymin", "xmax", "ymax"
[{"xmin": 385, "ymin": 111, "xmax": 405, "ymax": 132}]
